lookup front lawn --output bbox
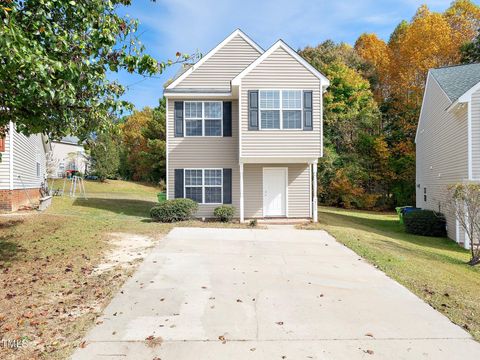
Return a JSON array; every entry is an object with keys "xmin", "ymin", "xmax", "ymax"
[
  {"xmin": 0, "ymin": 179, "xmax": 243, "ymax": 360},
  {"xmin": 302, "ymin": 207, "xmax": 480, "ymax": 341}
]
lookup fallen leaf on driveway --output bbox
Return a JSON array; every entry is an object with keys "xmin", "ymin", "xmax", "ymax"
[
  {"xmin": 276, "ymin": 321, "xmax": 284, "ymax": 325},
  {"xmin": 145, "ymin": 335, "xmax": 163, "ymax": 348},
  {"xmin": 365, "ymin": 332, "xmax": 374, "ymax": 337},
  {"xmin": 364, "ymin": 349, "xmax": 374, "ymax": 355},
  {"xmin": 218, "ymin": 335, "xmax": 226, "ymax": 344}
]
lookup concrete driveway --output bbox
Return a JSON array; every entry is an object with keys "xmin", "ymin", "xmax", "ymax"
[{"xmin": 72, "ymin": 227, "xmax": 480, "ymax": 359}]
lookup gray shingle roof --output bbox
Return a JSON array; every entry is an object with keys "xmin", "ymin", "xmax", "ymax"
[{"xmin": 430, "ymin": 63, "xmax": 480, "ymax": 103}]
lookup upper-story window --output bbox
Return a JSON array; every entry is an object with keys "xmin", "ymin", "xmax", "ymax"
[
  {"xmin": 185, "ymin": 101, "xmax": 222, "ymax": 137},
  {"xmin": 259, "ymin": 90, "xmax": 302, "ymax": 130}
]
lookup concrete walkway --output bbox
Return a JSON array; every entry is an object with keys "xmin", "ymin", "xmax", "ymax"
[{"xmin": 72, "ymin": 227, "xmax": 480, "ymax": 359}]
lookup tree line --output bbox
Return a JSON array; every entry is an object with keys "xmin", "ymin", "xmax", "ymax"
[
  {"xmin": 299, "ymin": 0, "xmax": 480, "ymax": 209},
  {"xmin": 88, "ymin": 99, "xmax": 167, "ymax": 186}
]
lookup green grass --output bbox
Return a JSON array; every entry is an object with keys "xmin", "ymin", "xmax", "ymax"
[
  {"xmin": 301, "ymin": 206, "xmax": 480, "ymax": 341},
  {"xmin": 0, "ymin": 179, "xmax": 245, "ymax": 359}
]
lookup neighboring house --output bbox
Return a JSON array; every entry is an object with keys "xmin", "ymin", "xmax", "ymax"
[
  {"xmin": 0, "ymin": 122, "xmax": 50, "ymax": 211},
  {"xmin": 415, "ymin": 62, "xmax": 480, "ymax": 248},
  {"xmin": 164, "ymin": 29, "xmax": 329, "ymax": 222},
  {"xmin": 51, "ymin": 136, "xmax": 89, "ymax": 178}
]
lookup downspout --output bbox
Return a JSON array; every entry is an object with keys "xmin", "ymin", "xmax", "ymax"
[
  {"xmin": 9, "ymin": 121, "xmax": 14, "ymax": 190},
  {"xmin": 468, "ymin": 99, "xmax": 472, "ymax": 181}
]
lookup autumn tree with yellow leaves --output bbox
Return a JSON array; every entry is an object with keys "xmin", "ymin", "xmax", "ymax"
[{"xmin": 304, "ymin": 0, "xmax": 480, "ymax": 209}]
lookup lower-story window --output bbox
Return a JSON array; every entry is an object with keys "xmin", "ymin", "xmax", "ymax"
[{"xmin": 184, "ymin": 169, "xmax": 222, "ymax": 204}]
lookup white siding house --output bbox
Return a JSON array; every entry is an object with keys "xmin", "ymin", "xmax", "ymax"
[
  {"xmin": 164, "ymin": 29, "xmax": 329, "ymax": 221},
  {"xmin": 416, "ymin": 63, "xmax": 480, "ymax": 247}
]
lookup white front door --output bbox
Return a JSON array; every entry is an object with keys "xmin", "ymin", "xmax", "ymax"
[{"xmin": 263, "ymin": 167, "xmax": 287, "ymax": 217}]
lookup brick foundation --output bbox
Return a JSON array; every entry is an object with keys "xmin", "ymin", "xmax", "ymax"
[{"xmin": 0, "ymin": 188, "xmax": 41, "ymax": 212}]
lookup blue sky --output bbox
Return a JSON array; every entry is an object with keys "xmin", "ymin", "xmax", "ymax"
[{"xmin": 113, "ymin": 0, "xmax": 454, "ymax": 110}]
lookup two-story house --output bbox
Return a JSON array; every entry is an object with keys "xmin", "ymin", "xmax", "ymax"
[
  {"xmin": 164, "ymin": 29, "xmax": 329, "ymax": 222},
  {"xmin": 416, "ymin": 62, "xmax": 480, "ymax": 248}
]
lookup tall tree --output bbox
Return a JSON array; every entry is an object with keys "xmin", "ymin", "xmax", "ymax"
[
  {"xmin": 0, "ymin": 0, "xmax": 190, "ymax": 138},
  {"xmin": 461, "ymin": 29, "xmax": 480, "ymax": 62},
  {"xmin": 140, "ymin": 98, "xmax": 166, "ymax": 183},
  {"xmin": 300, "ymin": 44, "xmax": 383, "ymax": 208},
  {"xmin": 120, "ymin": 108, "xmax": 151, "ymax": 180},
  {"xmin": 118, "ymin": 99, "xmax": 166, "ymax": 183},
  {"xmin": 354, "ymin": 33, "xmax": 391, "ymax": 102},
  {"xmin": 89, "ymin": 127, "xmax": 121, "ymax": 181}
]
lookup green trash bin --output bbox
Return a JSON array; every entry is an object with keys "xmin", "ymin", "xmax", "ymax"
[
  {"xmin": 396, "ymin": 207, "xmax": 404, "ymax": 224},
  {"xmin": 157, "ymin": 192, "xmax": 166, "ymax": 203}
]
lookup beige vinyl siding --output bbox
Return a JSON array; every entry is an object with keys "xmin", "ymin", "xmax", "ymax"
[
  {"xmin": 12, "ymin": 132, "xmax": 46, "ymax": 189},
  {"xmin": 167, "ymin": 99, "xmax": 239, "ymax": 218},
  {"xmin": 472, "ymin": 88, "xmax": 480, "ymax": 179},
  {"xmin": 0, "ymin": 129, "xmax": 11, "ymax": 190},
  {"xmin": 244, "ymin": 163, "xmax": 311, "ymax": 218},
  {"xmin": 240, "ymin": 47, "xmax": 321, "ymax": 159},
  {"xmin": 175, "ymin": 34, "xmax": 261, "ymax": 90},
  {"xmin": 416, "ymin": 75, "xmax": 468, "ymax": 241}
]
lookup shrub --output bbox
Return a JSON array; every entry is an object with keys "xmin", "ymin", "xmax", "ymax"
[
  {"xmin": 213, "ymin": 205, "xmax": 236, "ymax": 222},
  {"xmin": 248, "ymin": 219, "xmax": 258, "ymax": 228},
  {"xmin": 150, "ymin": 199, "xmax": 198, "ymax": 222},
  {"xmin": 403, "ymin": 210, "xmax": 446, "ymax": 237}
]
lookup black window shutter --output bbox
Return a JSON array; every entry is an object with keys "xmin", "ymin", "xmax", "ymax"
[
  {"xmin": 223, "ymin": 168, "xmax": 232, "ymax": 204},
  {"xmin": 174, "ymin": 169, "xmax": 184, "ymax": 198},
  {"xmin": 248, "ymin": 90, "xmax": 259, "ymax": 130},
  {"xmin": 223, "ymin": 101, "xmax": 232, "ymax": 137},
  {"xmin": 174, "ymin": 101, "xmax": 184, "ymax": 137},
  {"xmin": 303, "ymin": 91, "xmax": 313, "ymax": 131}
]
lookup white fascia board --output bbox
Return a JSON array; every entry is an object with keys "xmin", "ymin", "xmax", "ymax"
[
  {"xmin": 458, "ymin": 81, "xmax": 480, "ymax": 104},
  {"xmin": 232, "ymin": 40, "xmax": 330, "ymax": 87},
  {"xmin": 163, "ymin": 92, "xmax": 233, "ymax": 99},
  {"xmin": 166, "ymin": 29, "xmax": 264, "ymax": 90},
  {"xmin": 240, "ymin": 156, "xmax": 318, "ymax": 164},
  {"xmin": 415, "ymin": 71, "xmax": 432, "ymax": 144},
  {"xmin": 446, "ymin": 80, "xmax": 480, "ymax": 112}
]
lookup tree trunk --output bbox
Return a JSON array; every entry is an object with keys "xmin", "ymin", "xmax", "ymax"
[{"xmin": 468, "ymin": 255, "xmax": 480, "ymax": 266}]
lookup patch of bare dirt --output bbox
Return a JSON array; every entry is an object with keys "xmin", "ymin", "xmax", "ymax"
[
  {"xmin": 93, "ymin": 233, "xmax": 156, "ymax": 274},
  {"xmin": 0, "ymin": 232, "xmax": 157, "ymax": 360}
]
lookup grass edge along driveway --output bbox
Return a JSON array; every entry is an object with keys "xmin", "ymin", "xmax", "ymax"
[{"xmin": 301, "ymin": 207, "xmax": 480, "ymax": 342}]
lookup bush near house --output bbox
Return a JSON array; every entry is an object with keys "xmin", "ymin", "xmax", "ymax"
[
  {"xmin": 404, "ymin": 210, "xmax": 447, "ymax": 237},
  {"xmin": 214, "ymin": 205, "xmax": 236, "ymax": 222},
  {"xmin": 150, "ymin": 198, "xmax": 198, "ymax": 222}
]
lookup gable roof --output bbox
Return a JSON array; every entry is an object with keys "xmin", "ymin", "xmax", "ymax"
[
  {"xmin": 430, "ymin": 63, "xmax": 480, "ymax": 103},
  {"xmin": 231, "ymin": 40, "xmax": 330, "ymax": 87},
  {"xmin": 166, "ymin": 29, "xmax": 264, "ymax": 90}
]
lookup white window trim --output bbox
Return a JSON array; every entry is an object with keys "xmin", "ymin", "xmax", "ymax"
[
  {"xmin": 258, "ymin": 90, "xmax": 303, "ymax": 131},
  {"xmin": 184, "ymin": 168, "xmax": 223, "ymax": 205},
  {"xmin": 184, "ymin": 101, "xmax": 223, "ymax": 137},
  {"xmin": 36, "ymin": 148, "xmax": 41, "ymax": 178}
]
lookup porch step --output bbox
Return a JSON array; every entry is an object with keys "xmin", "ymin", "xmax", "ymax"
[{"xmin": 254, "ymin": 218, "xmax": 311, "ymax": 225}]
